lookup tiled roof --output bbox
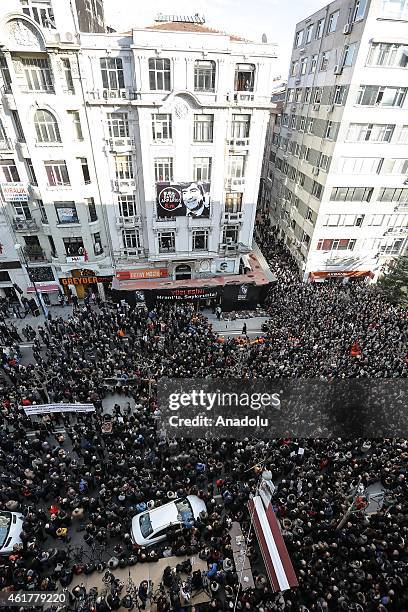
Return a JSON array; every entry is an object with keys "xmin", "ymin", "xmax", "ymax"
[{"xmin": 145, "ymin": 21, "xmax": 249, "ymax": 41}]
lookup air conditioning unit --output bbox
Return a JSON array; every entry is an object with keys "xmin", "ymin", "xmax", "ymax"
[
  {"xmin": 343, "ymin": 23, "xmax": 352, "ymax": 34},
  {"xmin": 334, "ymin": 64, "xmax": 343, "ymax": 75}
]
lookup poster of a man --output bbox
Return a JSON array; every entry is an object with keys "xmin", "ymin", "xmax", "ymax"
[{"xmin": 156, "ymin": 181, "xmax": 210, "ymax": 218}]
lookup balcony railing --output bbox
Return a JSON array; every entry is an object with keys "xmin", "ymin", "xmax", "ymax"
[
  {"xmin": 116, "ymin": 215, "xmax": 140, "ymax": 227},
  {"xmin": 13, "ymin": 218, "xmax": 39, "ymax": 231},
  {"xmin": 112, "ymin": 179, "xmax": 136, "ymax": 192},
  {"xmin": 227, "ymin": 137, "xmax": 250, "ymax": 149},
  {"xmin": 23, "ymin": 246, "xmax": 47, "ymax": 262},
  {"xmin": 224, "ymin": 177, "xmax": 246, "ymax": 190},
  {"xmin": 107, "ymin": 137, "xmax": 135, "ymax": 150},
  {"xmin": 88, "ymin": 88, "xmax": 140, "ymax": 102},
  {"xmin": 223, "ymin": 211, "xmax": 243, "ymax": 223},
  {"xmin": 114, "ymin": 248, "xmax": 146, "ymax": 259},
  {"xmin": 0, "ymin": 137, "xmax": 13, "ymax": 151}
]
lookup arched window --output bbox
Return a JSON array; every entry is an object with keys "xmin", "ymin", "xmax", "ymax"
[{"xmin": 34, "ymin": 109, "xmax": 61, "ymax": 143}]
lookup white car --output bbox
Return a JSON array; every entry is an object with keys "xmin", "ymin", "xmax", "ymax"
[
  {"xmin": 131, "ymin": 495, "xmax": 206, "ymax": 547},
  {"xmin": 0, "ymin": 511, "xmax": 24, "ymax": 555}
]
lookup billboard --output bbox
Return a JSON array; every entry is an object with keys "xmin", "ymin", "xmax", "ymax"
[{"xmin": 156, "ymin": 181, "xmax": 210, "ymax": 218}]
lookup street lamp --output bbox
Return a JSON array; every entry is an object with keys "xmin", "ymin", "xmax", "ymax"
[{"xmin": 15, "ymin": 242, "xmax": 49, "ymax": 324}]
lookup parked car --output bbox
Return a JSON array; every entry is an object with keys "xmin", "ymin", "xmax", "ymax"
[
  {"xmin": 131, "ymin": 495, "xmax": 207, "ymax": 547},
  {"xmin": 0, "ymin": 511, "xmax": 24, "ymax": 555}
]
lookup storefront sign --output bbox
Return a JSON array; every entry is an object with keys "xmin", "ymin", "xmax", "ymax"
[
  {"xmin": 116, "ymin": 269, "xmax": 168, "ymax": 281},
  {"xmin": 310, "ymin": 270, "xmax": 374, "ymax": 279},
  {"xmin": 23, "ymin": 403, "xmax": 95, "ymax": 415},
  {"xmin": 1, "ymin": 182, "xmax": 28, "ymax": 202},
  {"xmin": 153, "ymin": 286, "xmax": 222, "ymax": 301},
  {"xmin": 156, "ymin": 181, "xmax": 210, "ymax": 218},
  {"xmin": 60, "ymin": 275, "xmax": 113, "ymax": 286}
]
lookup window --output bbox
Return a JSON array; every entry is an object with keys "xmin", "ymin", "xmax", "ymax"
[
  {"xmin": 227, "ymin": 155, "xmax": 245, "ymax": 178},
  {"xmin": 63, "ymin": 236, "xmax": 84, "ymax": 255},
  {"xmin": 294, "ymin": 30, "xmax": 303, "ymax": 47},
  {"xmin": 100, "ymin": 57, "xmax": 124, "ymax": 90},
  {"xmin": 300, "ymin": 58, "xmax": 308, "ymax": 75},
  {"xmin": 380, "ymin": 238, "xmax": 405, "ymax": 255},
  {"xmin": 287, "ymin": 89, "xmax": 294, "ymax": 102},
  {"xmin": 34, "ymin": 109, "xmax": 61, "ymax": 142},
  {"xmin": 194, "ymin": 60, "xmax": 216, "ymax": 92},
  {"xmin": 378, "ymin": 188, "xmax": 408, "ymax": 202},
  {"xmin": 343, "ymin": 43, "xmax": 357, "ymax": 67},
  {"xmin": 62, "ymin": 58, "xmax": 74, "ymax": 92},
  {"xmin": 318, "ymin": 153, "xmax": 330, "ymax": 171},
  {"xmin": 397, "ymin": 125, "xmax": 408, "ymax": 144},
  {"xmin": 353, "ymin": 0, "xmax": 367, "ymax": 21},
  {"xmin": 149, "ymin": 58, "xmax": 171, "ymax": 91},
  {"xmin": 302, "ymin": 231, "xmax": 311, "ymax": 245},
  {"xmin": 331, "ymin": 186, "xmax": 373, "ymax": 201},
  {"xmin": 231, "ymin": 114, "xmax": 250, "ymax": 139},
  {"xmin": 193, "ymin": 157, "xmax": 212, "ymax": 181},
  {"xmin": 290, "ymin": 61, "xmax": 299, "ymax": 76},
  {"xmin": 0, "ymin": 159, "xmax": 20, "ymax": 182},
  {"xmin": 222, "ymin": 225, "xmax": 239, "ymax": 244},
  {"xmin": 11, "ymin": 111, "xmax": 25, "ymax": 142},
  {"xmin": 93, "ymin": 232, "xmax": 103, "ymax": 254},
  {"xmin": 118, "ymin": 195, "xmax": 136, "ymax": 217},
  {"xmin": 314, "ymin": 88, "xmax": 322, "ymax": 103},
  {"xmin": 48, "ymin": 235, "xmax": 56, "ymax": 257},
  {"xmin": 290, "ymin": 114, "xmax": 297, "ymax": 129},
  {"xmin": 346, "ymin": 123, "xmax": 395, "ymax": 142},
  {"xmin": 327, "ymin": 10, "xmax": 339, "ymax": 33},
  {"xmin": 193, "ymin": 114, "xmax": 214, "ymax": 142},
  {"xmin": 22, "ymin": 57, "xmax": 53, "ymax": 92},
  {"xmin": 366, "ymin": 43, "xmax": 408, "ymax": 68},
  {"xmin": 338, "ymin": 157, "xmax": 383, "ymax": 174},
  {"xmin": 333, "ymin": 85, "xmax": 347, "ymax": 105},
  {"xmin": 45, "ymin": 160, "xmax": 69, "ymax": 186},
  {"xmin": 312, "ymin": 181, "xmax": 323, "ymax": 199},
  {"xmin": 380, "ymin": 0, "xmax": 408, "ymax": 20},
  {"xmin": 115, "ymin": 155, "xmax": 133, "ymax": 179},
  {"xmin": 55, "ymin": 202, "xmax": 78, "ymax": 224},
  {"xmin": 158, "ymin": 231, "xmax": 175, "ymax": 252},
  {"xmin": 304, "ymin": 87, "xmax": 311, "ymax": 102},
  {"xmin": 305, "ymin": 24, "xmax": 313, "ymax": 43},
  {"xmin": 325, "ymin": 121, "xmax": 336, "ymax": 139},
  {"xmin": 107, "ymin": 112, "xmax": 129, "ymax": 138},
  {"xmin": 299, "ymin": 116, "xmax": 306, "ymax": 131},
  {"xmin": 152, "ymin": 113, "xmax": 172, "ymax": 141},
  {"xmin": 306, "ymin": 207, "xmax": 313, "ymax": 221},
  {"xmin": 79, "ymin": 158, "xmax": 91, "ymax": 184},
  {"xmin": 122, "ymin": 229, "xmax": 141, "ymax": 250},
  {"xmin": 310, "ymin": 55, "xmax": 318, "ymax": 73},
  {"xmin": 0, "ymin": 54, "xmax": 11, "ymax": 91},
  {"xmin": 295, "ymin": 88, "xmax": 302, "ymax": 102},
  {"xmin": 234, "ymin": 64, "xmax": 255, "ymax": 91},
  {"xmin": 320, "ymin": 52, "xmax": 329, "ymax": 71},
  {"xmin": 21, "ymin": 0, "xmax": 55, "ymax": 28},
  {"xmin": 37, "ymin": 199, "xmax": 48, "ymax": 223},
  {"xmin": 192, "ymin": 229, "xmax": 209, "ymax": 251},
  {"xmin": 307, "ymin": 118, "xmax": 314, "ymax": 134},
  {"xmin": 356, "ymin": 85, "xmax": 407, "ymax": 107},
  {"xmin": 381, "ymin": 158, "xmax": 408, "ymax": 174},
  {"xmin": 68, "ymin": 111, "xmax": 83, "ymax": 140},
  {"xmin": 13, "ymin": 201, "xmax": 31, "ymax": 219},
  {"xmin": 317, "ymin": 239, "xmax": 356, "ymax": 251},
  {"xmin": 26, "ymin": 158, "xmax": 37, "ymax": 185},
  {"xmin": 315, "ymin": 18, "xmax": 325, "ymax": 39},
  {"xmin": 225, "ymin": 192, "xmax": 243, "ymax": 213},
  {"xmin": 154, "ymin": 157, "xmax": 173, "ymax": 182}
]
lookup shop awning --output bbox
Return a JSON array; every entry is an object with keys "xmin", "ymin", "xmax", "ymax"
[
  {"xmin": 27, "ymin": 283, "xmax": 60, "ymax": 293},
  {"xmin": 309, "ymin": 270, "xmax": 374, "ymax": 280}
]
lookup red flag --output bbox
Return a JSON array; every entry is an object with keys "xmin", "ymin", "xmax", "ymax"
[
  {"xmin": 350, "ymin": 341, "xmax": 362, "ymax": 358},
  {"xmin": 84, "ymin": 249, "xmax": 88, "ymax": 262}
]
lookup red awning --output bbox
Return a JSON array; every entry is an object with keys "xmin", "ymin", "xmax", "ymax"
[
  {"xmin": 27, "ymin": 283, "xmax": 60, "ymax": 293},
  {"xmin": 309, "ymin": 270, "xmax": 374, "ymax": 280}
]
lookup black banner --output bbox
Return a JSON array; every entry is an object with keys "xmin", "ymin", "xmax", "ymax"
[
  {"xmin": 146, "ymin": 286, "xmax": 222, "ymax": 302},
  {"xmin": 156, "ymin": 181, "xmax": 210, "ymax": 218}
]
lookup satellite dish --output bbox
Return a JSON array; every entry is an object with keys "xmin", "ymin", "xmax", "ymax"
[{"xmin": 262, "ymin": 33, "xmax": 267, "ymax": 43}]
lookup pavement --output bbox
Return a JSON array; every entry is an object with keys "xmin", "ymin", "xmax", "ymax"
[{"xmin": 206, "ymin": 312, "xmax": 268, "ymax": 338}]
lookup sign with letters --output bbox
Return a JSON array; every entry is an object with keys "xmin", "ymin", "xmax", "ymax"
[
  {"xmin": 156, "ymin": 181, "xmax": 210, "ymax": 218},
  {"xmin": 23, "ymin": 403, "xmax": 95, "ymax": 415}
]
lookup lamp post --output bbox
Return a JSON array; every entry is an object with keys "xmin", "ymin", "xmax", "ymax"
[{"xmin": 15, "ymin": 243, "xmax": 49, "ymax": 325}]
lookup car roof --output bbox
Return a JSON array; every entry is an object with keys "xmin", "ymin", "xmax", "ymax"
[{"xmin": 149, "ymin": 500, "xmax": 179, "ymax": 531}]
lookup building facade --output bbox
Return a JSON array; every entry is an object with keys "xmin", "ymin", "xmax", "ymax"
[
  {"xmin": 0, "ymin": 4, "xmax": 277, "ymax": 306},
  {"xmin": 262, "ymin": 0, "xmax": 408, "ymax": 282}
]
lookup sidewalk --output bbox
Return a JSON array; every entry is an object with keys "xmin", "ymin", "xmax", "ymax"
[{"xmin": 6, "ymin": 304, "xmax": 76, "ymax": 336}]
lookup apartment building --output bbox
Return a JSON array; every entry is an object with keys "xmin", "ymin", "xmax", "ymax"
[
  {"xmin": 0, "ymin": 3, "xmax": 277, "ymax": 307},
  {"xmin": 262, "ymin": 0, "xmax": 408, "ymax": 282}
]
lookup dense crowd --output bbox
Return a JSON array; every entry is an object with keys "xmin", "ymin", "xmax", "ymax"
[{"xmin": 0, "ymin": 223, "xmax": 407, "ymax": 611}]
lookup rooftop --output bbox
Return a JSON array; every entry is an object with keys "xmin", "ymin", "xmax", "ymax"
[{"xmin": 145, "ymin": 21, "xmax": 250, "ymax": 42}]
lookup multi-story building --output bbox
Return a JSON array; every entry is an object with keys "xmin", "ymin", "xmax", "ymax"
[
  {"xmin": 0, "ymin": 4, "xmax": 277, "ymax": 307},
  {"xmin": 263, "ymin": 0, "xmax": 408, "ymax": 282}
]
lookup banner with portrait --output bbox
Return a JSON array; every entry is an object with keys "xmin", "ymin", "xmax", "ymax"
[{"xmin": 156, "ymin": 181, "xmax": 210, "ymax": 218}]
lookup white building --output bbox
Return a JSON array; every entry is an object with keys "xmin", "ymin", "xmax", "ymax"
[
  {"xmin": 262, "ymin": 0, "xmax": 408, "ymax": 282},
  {"xmin": 0, "ymin": 3, "xmax": 277, "ymax": 307}
]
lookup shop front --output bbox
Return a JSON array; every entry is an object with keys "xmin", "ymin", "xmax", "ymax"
[
  {"xmin": 308, "ymin": 270, "xmax": 375, "ymax": 283},
  {"xmin": 60, "ymin": 270, "xmax": 113, "ymax": 300}
]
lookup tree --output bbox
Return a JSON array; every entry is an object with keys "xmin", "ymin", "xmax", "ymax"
[{"xmin": 378, "ymin": 256, "xmax": 408, "ymax": 307}]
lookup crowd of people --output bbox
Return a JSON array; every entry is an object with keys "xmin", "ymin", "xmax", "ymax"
[{"xmin": 0, "ymin": 223, "xmax": 407, "ymax": 611}]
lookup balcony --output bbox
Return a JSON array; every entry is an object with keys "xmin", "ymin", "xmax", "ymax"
[
  {"xmin": 114, "ymin": 248, "xmax": 146, "ymax": 259},
  {"xmin": 227, "ymin": 137, "xmax": 250, "ymax": 151},
  {"xmin": 106, "ymin": 137, "xmax": 135, "ymax": 151},
  {"xmin": 66, "ymin": 255, "xmax": 86, "ymax": 264},
  {"xmin": 13, "ymin": 218, "xmax": 39, "ymax": 231},
  {"xmin": 20, "ymin": 85, "xmax": 55, "ymax": 94},
  {"xmin": 224, "ymin": 177, "xmax": 246, "ymax": 191},
  {"xmin": 23, "ymin": 246, "xmax": 48, "ymax": 262},
  {"xmin": 232, "ymin": 92, "xmax": 255, "ymax": 103},
  {"xmin": 0, "ymin": 137, "xmax": 13, "ymax": 151},
  {"xmin": 223, "ymin": 211, "xmax": 243, "ymax": 224},
  {"xmin": 88, "ymin": 88, "xmax": 140, "ymax": 102},
  {"xmin": 112, "ymin": 179, "xmax": 136, "ymax": 192},
  {"xmin": 116, "ymin": 215, "xmax": 140, "ymax": 228}
]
